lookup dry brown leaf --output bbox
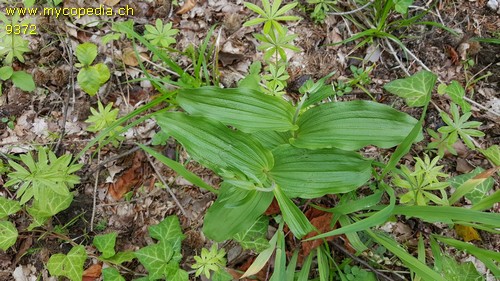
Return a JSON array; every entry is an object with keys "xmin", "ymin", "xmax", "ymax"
[
  {"xmin": 82, "ymin": 263, "xmax": 102, "ymax": 281},
  {"xmin": 122, "ymin": 48, "xmax": 149, "ymax": 67},
  {"xmin": 176, "ymin": 0, "xmax": 196, "ymax": 15},
  {"xmin": 445, "ymin": 44, "xmax": 459, "ymax": 65},
  {"xmin": 108, "ymin": 151, "xmax": 145, "ymax": 200},
  {"xmin": 301, "ymin": 211, "xmax": 335, "ymax": 258},
  {"xmin": 103, "ymin": 0, "xmax": 120, "ymax": 7},
  {"xmin": 264, "ymin": 198, "xmax": 280, "ymax": 216},
  {"xmin": 472, "ymin": 166, "xmax": 500, "ymax": 179},
  {"xmin": 454, "ymin": 224, "xmax": 481, "ymax": 242}
]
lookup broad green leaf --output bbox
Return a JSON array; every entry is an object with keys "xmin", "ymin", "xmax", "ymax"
[
  {"xmin": 155, "ymin": 112, "xmax": 273, "ymax": 185},
  {"xmin": 0, "ymin": 66, "xmax": 13, "ymax": 80},
  {"xmin": 233, "ymin": 216, "xmax": 269, "ymax": 252},
  {"xmin": 292, "ymin": 100, "xmax": 421, "ymax": 150},
  {"xmin": 0, "ymin": 197, "xmax": 21, "ymax": 219},
  {"xmin": 11, "ymin": 71, "xmax": 35, "ymax": 92},
  {"xmin": 93, "ymin": 63, "xmax": 111, "ymax": 84},
  {"xmin": 0, "ymin": 221, "xmax": 18, "ymax": 251},
  {"xmin": 75, "ymin": 42, "xmax": 97, "ymax": 66},
  {"xmin": 384, "ymin": 70, "xmax": 437, "ymax": 107},
  {"xmin": 444, "ymin": 81, "xmax": 471, "ymax": 112},
  {"xmin": 448, "ymin": 167, "xmax": 494, "ymax": 205},
  {"xmin": 148, "ymin": 215, "xmax": 185, "ymax": 252},
  {"xmin": 135, "ymin": 240, "xmax": 173, "ymax": 279},
  {"xmin": 472, "ymin": 190, "xmax": 500, "ymax": 211},
  {"xmin": 27, "ymin": 189, "xmax": 73, "ymax": 219},
  {"xmin": 367, "ymin": 230, "xmax": 447, "ymax": 281},
  {"xmin": 139, "ymin": 145, "xmax": 218, "ymax": 194},
  {"xmin": 203, "ymin": 183, "xmax": 274, "ymax": 241},
  {"xmin": 93, "ymin": 232, "xmax": 117, "ymax": 259},
  {"xmin": 270, "ymin": 145, "xmax": 372, "ymax": 198},
  {"xmin": 177, "ymin": 87, "xmax": 296, "ymax": 132},
  {"xmin": 250, "ymin": 130, "xmax": 292, "ymax": 151},
  {"xmin": 78, "ymin": 67, "xmax": 104, "ymax": 96},
  {"xmin": 273, "ymin": 185, "xmax": 314, "ymax": 239},
  {"xmin": 479, "ymin": 145, "xmax": 500, "ymax": 176},
  {"xmin": 102, "ymin": 267, "xmax": 126, "ymax": 281},
  {"xmin": 47, "ymin": 245, "xmax": 87, "ymax": 281}
]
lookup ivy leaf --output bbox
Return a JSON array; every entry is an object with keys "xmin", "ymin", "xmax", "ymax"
[
  {"xmin": 148, "ymin": 215, "xmax": 185, "ymax": 252},
  {"xmin": 101, "ymin": 251, "xmax": 135, "ymax": 265},
  {"xmin": 444, "ymin": 81, "xmax": 471, "ymax": 112},
  {"xmin": 0, "ymin": 197, "xmax": 21, "ymax": 219},
  {"xmin": 233, "ymin": 216, "xmax": 270, "ymax": 252},
  {"xmin": 384, "ymin": 70, "xmax": 437, "ymax": 107},
  {"xmin": 102, "ymin": 267, "xmax": 126, "ymax": 281},
  {"xmin": 135, "ymin": 240, "xmax": 174, "ymax": 279},
  {"xmin": 47, "ymin": 245, "xmax": 87, "ymax": 281},
  {"xmin": 0, "ymin": 221, "xmax": 18, "ymax": 251},
  {"xmin": 93, "ymin": 232, "xmax": 117, "ymax": 259}
]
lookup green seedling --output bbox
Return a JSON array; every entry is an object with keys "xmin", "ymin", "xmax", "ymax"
[
  {"xmin": 192, "ymin": 244, "xmax": 232, "ymax": 280},
  {"xmin": 74, "ymin": 42, "xmax": 110, "ymax": 96},
  {"xmin": 438, "ymin": 103, "xmax": 484, "ymax": 150},
  {"xmin": 0, "ymin": 65, "xmax": 35, "ymax": 93},
  {"xmin": 4, "ymin": 147, "xmax": 82, "ymax": 228},
  {"xmin": 392, "ymin": 154, "xmax": 449, "ymax": 206},
  {"xmin": 243, "ymin": 0, "xmax": 301, "ymax": 35},
  {"xmin": 143, "ymin": 19, "xmax": 179, "ymax": 48},
  {"xmin": 85, "ymin": 101, "xmax": 124, "ymax": 147},
  {"xmin": 0, "ymin": 13, "xmax": 32, "ymax": 64},
  {"xmin": 307, "ymin": 0, "xmax": 338, "ymax": 23},
  {"xmin": 1, "ymin": 115, "xmax": 16, "ymax": 130},
  {"xmin": 253, "ymin": 27, "xmax": 300, "ymax": 62}
]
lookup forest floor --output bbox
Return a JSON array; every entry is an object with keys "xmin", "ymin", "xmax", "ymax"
[{"xmin": 0, "ymin": 0, "xmax": 499, "ymax": 280}]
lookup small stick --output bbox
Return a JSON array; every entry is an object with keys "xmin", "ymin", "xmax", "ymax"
[{"xmin": 144, "ymin": 152, "xmax": 190, "ymax": 220}]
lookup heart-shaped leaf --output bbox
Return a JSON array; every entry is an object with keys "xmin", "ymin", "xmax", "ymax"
[
  {"xmin": 384, "ymin": 70, "xmax": 436, "ymax": 107},
  {"xmin": 47, "ymin": 245, "xmax": 87, "ymax": 281}
]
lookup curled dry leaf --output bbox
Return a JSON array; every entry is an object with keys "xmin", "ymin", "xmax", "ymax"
[
  {"xmin": 82, "ymin": 263, "xmax": 102, "ymax": 281},
  {"xmin": 301, "ymin": 209, "xmax": 336, "ymax": 258},
  {"xmin": 445, "ymin": 44, "xmax": 459, "ymax": 65},
  {"xmin": 176, "ymin": 0, "xmax": 197, "ymax": 15},
  {"xmin": 108, "ymin": 151, "xmax": 145, "ymax": 200}
]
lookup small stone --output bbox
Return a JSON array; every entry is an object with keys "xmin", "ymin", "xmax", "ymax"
[{"xmin": 486, "ymin": 0, "xmax": 499, "ymax": 11}]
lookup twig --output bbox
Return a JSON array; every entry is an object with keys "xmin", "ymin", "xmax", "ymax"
[
  {"xmin": 144, "ymin": 152, "xmax": 190, "ymax": 220},
  {"xmin": 328, "ymin": 0, "xmax": 374, "ymax": 16},
  {"xmin": 331, "ymin": 239, "xmax": 404, "ymax": 281},
  {"xmin": 54, "ymin": 35, "xmax": 75, "ymax": 154}
]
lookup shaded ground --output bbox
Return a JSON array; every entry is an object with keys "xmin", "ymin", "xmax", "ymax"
[{"xmin": 0, "ymin": 0, "xmax": 499, "ymax": 280}]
